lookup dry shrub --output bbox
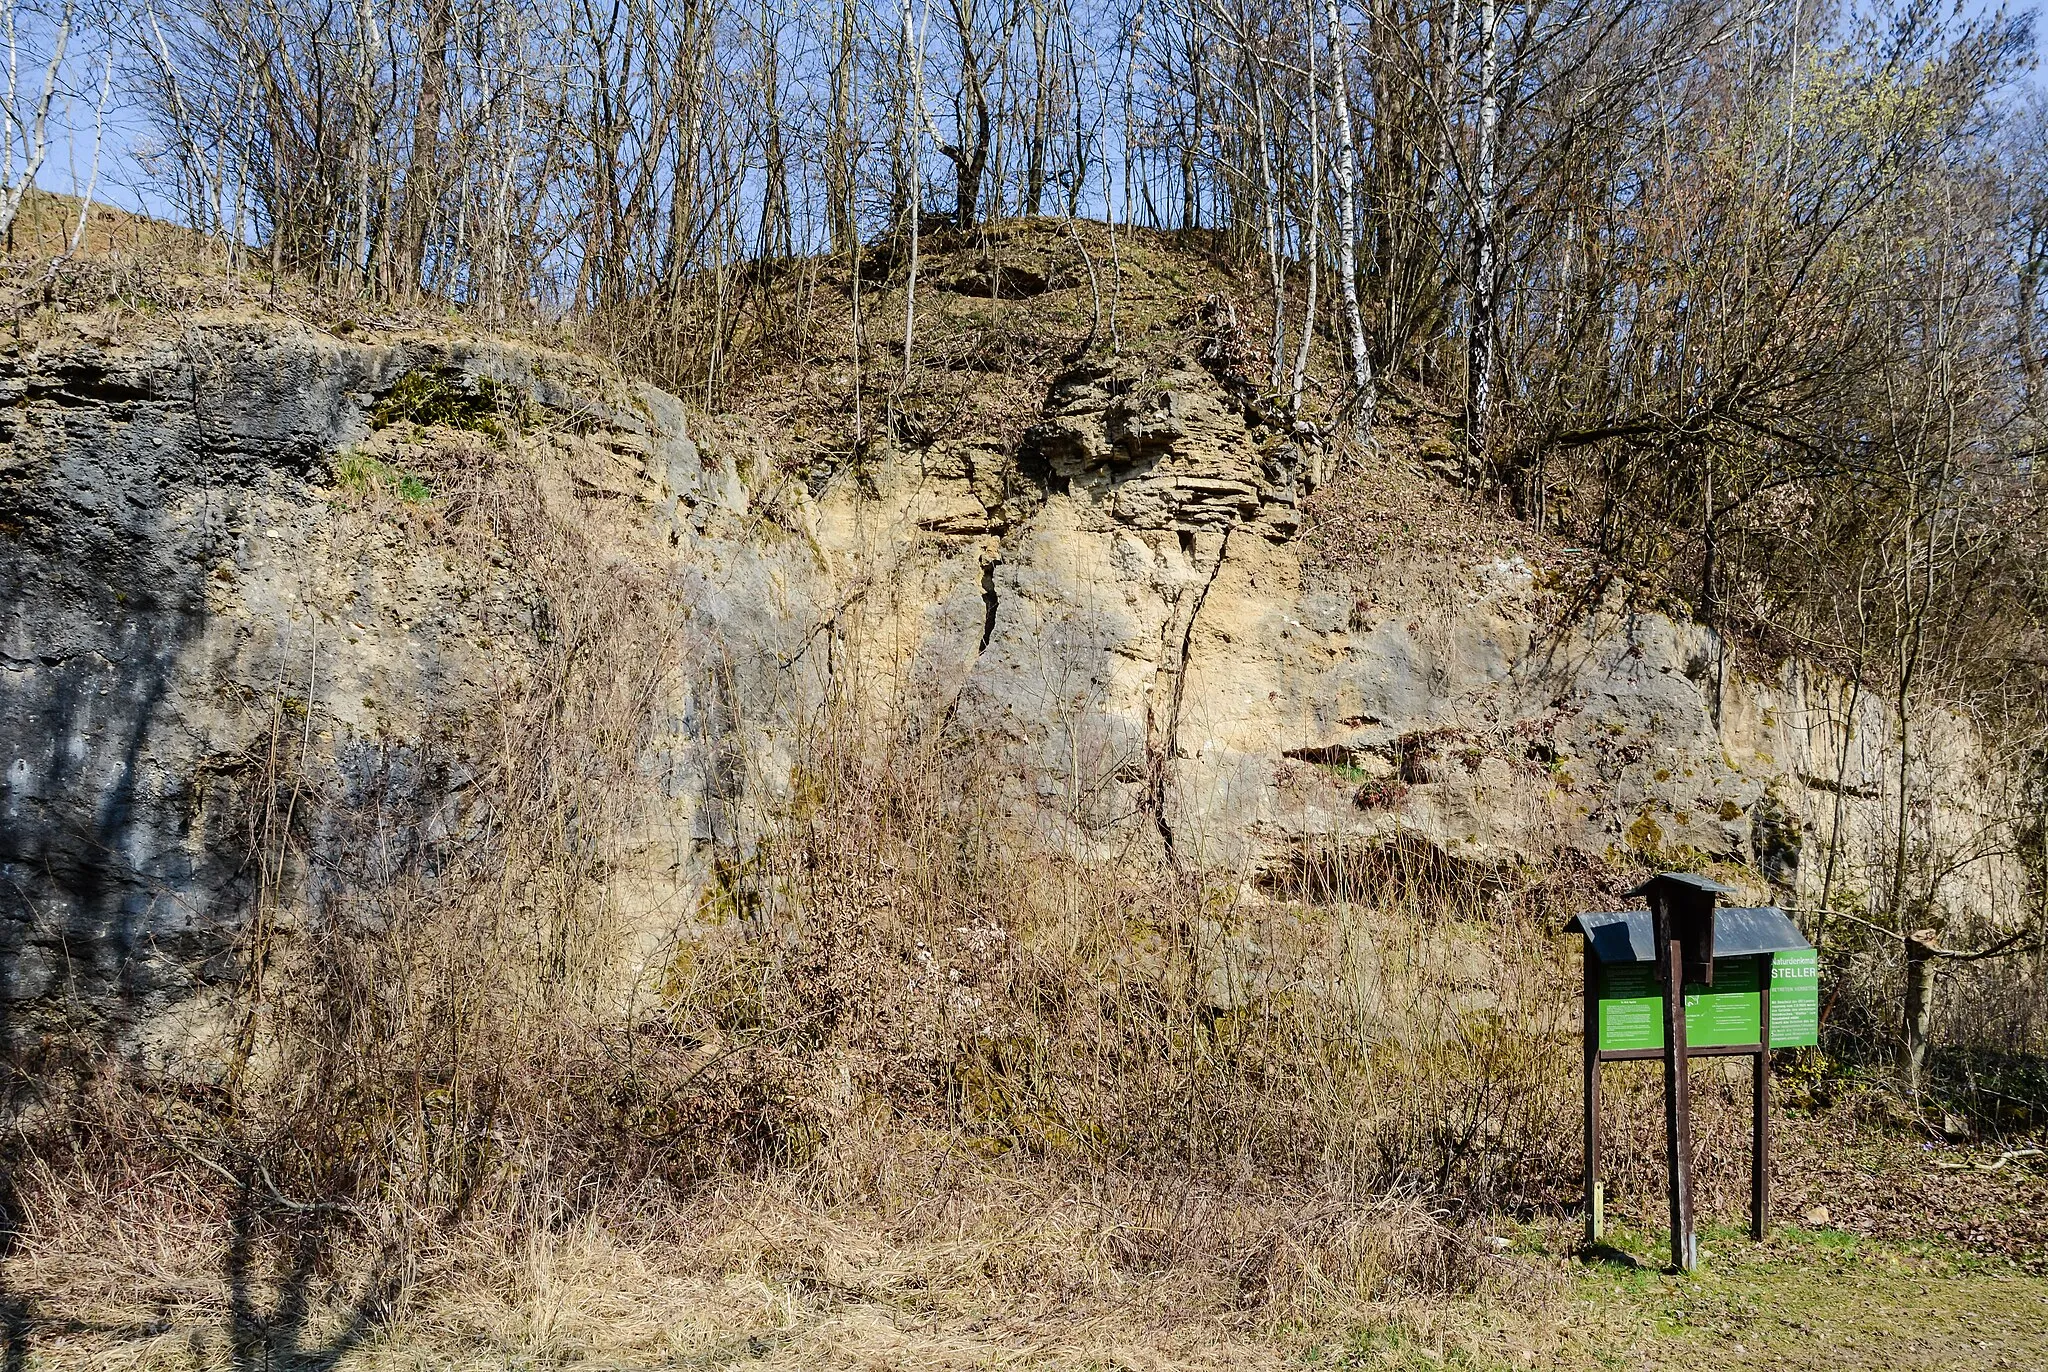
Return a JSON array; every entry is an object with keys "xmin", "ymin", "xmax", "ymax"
[
  {"xmin": 269, "ymin": 455, "xmax": 690, "ymax": 1197},
  {"xmin": 5, "ymin": 645, "xmax": 1601, "ymax": 1347},
  {"xmin": 647, "ymin": 711, "xmax": 1587, "ymax": 1275}
]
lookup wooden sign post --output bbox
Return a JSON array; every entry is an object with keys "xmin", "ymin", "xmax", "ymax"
[
  {"xmin": 1753, "ymin": 962, "xmax": 1772, "ymax": 1242},
  {"xmin": 1568, "ymin": 880, "xmax": 1817, "ymax": 1274},
  {"xmin": 1637, "ymin": 871, "xmax": 1725, "ymax": 1273},
  {"xmin": 1653, "ymin": 887, "xmax": 1697, "ymax": 1270}
]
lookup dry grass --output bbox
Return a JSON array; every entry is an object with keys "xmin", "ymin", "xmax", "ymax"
[
  {"xmin": 1, "ymin": 190, "xmax": 205, "ymax": 261},
  {"xmin": 0, "ymin": 657, "xmax": 1777, "ymax": 1369},
  {"xmin": 6, "ymin": 1121, "xmax": 1563, "ymax": 1371}
]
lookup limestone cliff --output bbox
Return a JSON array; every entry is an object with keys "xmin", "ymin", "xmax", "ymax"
[{"xmin": 0, "ymin": 303, "xmax": 2017, "ymax": 1050}]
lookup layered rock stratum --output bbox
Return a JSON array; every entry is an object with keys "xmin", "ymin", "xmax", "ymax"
[{"xmin": 0, "ymin": 294, "xmax": 2011, "ymax": 1050}]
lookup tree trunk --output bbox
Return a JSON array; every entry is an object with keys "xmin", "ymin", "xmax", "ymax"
[
  {"xmin": 1324, "ymin": 0, "xmax": 1374, "ymax": 436},
  {"xmin": 1025, "ymin": 0, "xmax": 1057, "ymax": 217},
  {"xmin": 1181, "ymin": 25, "xmax": 1203, "ymax": 230},
  {"xmin": 1466, "ymin": 0, "xmax": 1500, "ymax": 476},
  {"xmin": 1247, "ymin": 56, "xmax": 1286, "ymax": 396},
  {"xmin": 940, "ymin": 0, "xmax": 992, "ymax": 230},
  {"xmin": 950, "ymin": 98, "xmax": 990, "ymax": 229},
  {"xmin": 2019, "ymin": 217, "xmax": 2045, "ymax": 419},
  {"xmin": 349, "ymin": 0, "xmax": 382, "ymax": 289},
  {"xmin": 1903, "ymin": 932, "xmax": 1936, "ymax": 1095},
  {"xmin": 1291, "ymin": 0, "xmax": 1319, "ymax": 417},
  {"xmin": 758, "ymin": 0, "xmax": 791, "ymax": 260},
  {"xmin": 0, "ymin": 3, "xmax": 69, "ymax": 241},
  {"xmin": 902, "ymin": 0, "xmax": 926, "ymax": 382},
  {"xmin": 396, "ymin": 0, "xmax": 454, "ymax": 294},
  {"xmin": 826, "ymin": 0, "xmax": 859, "ymax": 253}
]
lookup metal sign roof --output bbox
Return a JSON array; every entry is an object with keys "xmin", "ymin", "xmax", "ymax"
[
  {"xmin": 1620, "ymin": 871, "xmax": 1739, "ymax": 900},
  {"xmin": 1565, "ymin": 907, "xmax": 1811, "ymax": 963}
]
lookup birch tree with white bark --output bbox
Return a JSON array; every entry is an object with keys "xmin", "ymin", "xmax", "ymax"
[{"xmin": 0, "ymin": 0, "xmax": 71, "ymax": 239}]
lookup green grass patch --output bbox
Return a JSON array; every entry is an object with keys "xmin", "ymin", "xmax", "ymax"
[
  {"xmin": 333, "ymin": 450, "xmax": 433, "ymax": 503},
  {"xmin": 1552, "ymin": 1217, "xmax": 2047, "ymax": 1368},
  {"xmin": 1316, "ymin": 759, "xmax": 1377, "ymax": 786},
  {"xmin": 1335, "ymin": 1321, "xmax": 1507, "ymax": 1369}
]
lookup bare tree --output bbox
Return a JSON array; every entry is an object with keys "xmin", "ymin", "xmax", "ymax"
[
  {"xmin": 1289, "ymin": 0, "xmax": 1319, "ymax": 418},
  {"xmin": 1323, "ymin": 0, "xmax": 1372, "ymax": 435},
  {"xmin": 0, "ymin": 0, "xmax": 72, "ymax": 241},
  {"xmin": 934, "ymin": 0, "xmax": 998, "ymax": 227},
  {"xmin": 64, "ymin": 35, "xmax": 115, "ymax": 255},
  {"xmin": 1465, "ymin": 0, "xmax": 1498, "ymax": 474}
]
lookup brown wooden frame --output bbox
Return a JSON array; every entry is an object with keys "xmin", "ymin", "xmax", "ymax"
[{"xmin": 1582, "ymin": 942, "xmax": 1775, "ymax": 1267}]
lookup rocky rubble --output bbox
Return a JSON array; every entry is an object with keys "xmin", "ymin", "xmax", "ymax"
[{"xmin": 1019, "ymin": 358, "xmax": 1301, "ymax": 537}]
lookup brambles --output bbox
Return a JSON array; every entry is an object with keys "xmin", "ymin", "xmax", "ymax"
[{"xmin": 1354, "ymin": 778, "xmax": 1410, "ymax": 810}]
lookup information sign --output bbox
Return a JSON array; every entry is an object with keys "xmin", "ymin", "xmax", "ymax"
[
  {"xmin": 1598, "ymin": 956, "xmax": 1777, "ymax": 1051},
  {"xmin": 1571, "ymin": 890, "xmax": 1817, "ymax": 1270},
  {"xmin": 1687, "ymin": 957, "xmax": 1761, "ymax": 1047},
  {"xmin": 1597, "ymin": 963, "xmax": 1662, "ymax": 1051},
  {"xmin": 1768, "ymin": 948, "xmax": 1819, "ymax": 1048}
]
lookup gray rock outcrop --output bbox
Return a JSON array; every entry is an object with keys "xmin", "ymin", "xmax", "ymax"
[{"xmin": 0, "ymin": 315, "xmax": 2019, "ymax": 1053}]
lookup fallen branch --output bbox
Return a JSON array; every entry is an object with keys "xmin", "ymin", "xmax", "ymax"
[
  {"xmin": 1782, "ymin": 906, "xmax": 2043, "ymax": 961},
  {"xmin": 167, "ymin": 1136, "xmax": 354, "ymax": 1215},
  {"xmin": 1932, "ymin": 1148, "xmax": 2043, "ymax": 1173}
]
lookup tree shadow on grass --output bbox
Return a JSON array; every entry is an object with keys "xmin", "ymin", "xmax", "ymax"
[
  {"xmin": 0, "ymin": 1158, "xmax": 408, "ymax": 1372},
  {"xmin": 221, "ymin": 1180, "xmax": 407, "ymax": 1372},
  {"xmin": 1580, "ymin": 1240, "xmax": 1656, "ymax": 1271},
  {"xmin": 1, "ymin": 1164, "xmax": 24, "ymax": 1372}
]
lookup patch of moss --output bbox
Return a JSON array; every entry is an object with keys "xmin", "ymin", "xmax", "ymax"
[
  {"xmin": 1311, "ymin": 758, "xmax": 1377, "ymax": 786},
  {"xmin": 1626, "ymin": 812, "xmax": 1665, "ymax": 856},
  {"xmin": 371, "ymin": 366, "xmax": 511, "ymax": 437},
  {"xmin": 1415, "ymin": 432, "xmax": 1459, "ymax": 464}
]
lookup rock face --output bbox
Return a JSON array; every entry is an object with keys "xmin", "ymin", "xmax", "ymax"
[
  {"xmin": 0, "ymin": 322, "xmax": 752, "ymax": 1048},
  {"xmin": 1018, "ymin": 359, "xmax": 1301, "ymax": 536},
  {"xmin": 1, "ymin": 327, "xmax": 374, "ymax": 1039},
  {"xmin": 0, "ymin": 315, "xmax": 2019, "ymax": 1049}
]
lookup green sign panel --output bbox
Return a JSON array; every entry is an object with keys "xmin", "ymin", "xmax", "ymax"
[
  {"xmin": 1686, "ymin": 957, "xmax": 1762, "ymax": 1046},
  {"xmin": 1769, "ymin": 948, "xmax": 1819, "ymax": 1048},
  {"xmin": 1597, "ymin": 963, "xmax": 1664, "ymax": 1051},
  {"xmin": 1597, "ymin": 953, "xmax": 1817, "ymax": 1052}
]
